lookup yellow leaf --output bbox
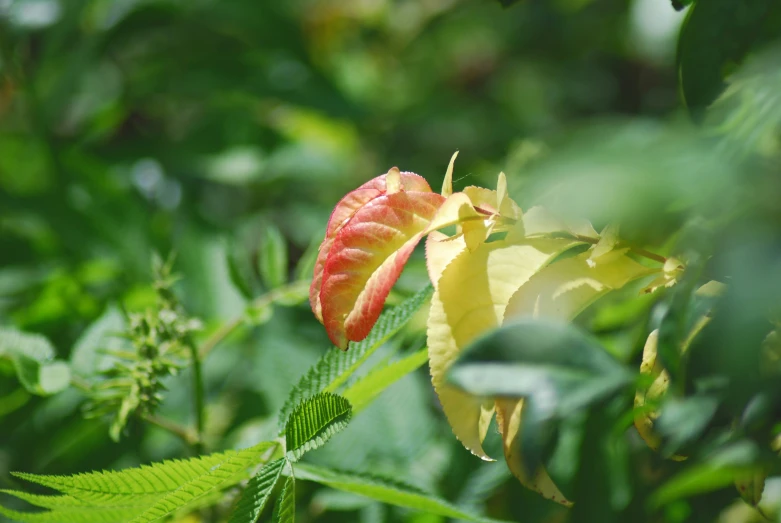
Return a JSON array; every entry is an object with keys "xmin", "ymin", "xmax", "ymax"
[
  {"xmin": 498, "ymin": 250, "xmax": 657, "ymax": 502},
  {"xmin": 495, "ymin": 399, "xmax": 572, "ymax": 507},
  {"xmin": 504, "ymin": 251, "xmax": 657, "ymax": 322},
  {"xmin": 427, "ymin": 237, "xmax": 579, "ymax": 460},
  {"xmin": 634, "ymin": 281, "xmax": 724, "ymax": 458},
  {"xmin": 521, "ymin": 206, "xmax": 598, "ymax": 238},
  {"xmin": 641, "ymin": 257, "xmax": 685, "ymax": 295},
  {"xmin": 425, "ymin": 231, "xmax": 466, "ymax": 290},
  {"xmin": 441, "ymin": 151, "xmax": 459, "ymax": 197},
  {"xmin": 633, "ymin": 329, "xmax": 669, "ymax": 453}
]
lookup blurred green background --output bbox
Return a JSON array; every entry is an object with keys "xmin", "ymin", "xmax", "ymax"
[{"xmin": 3, "ymin": 0, "xmax": 777, "ymax": 522}]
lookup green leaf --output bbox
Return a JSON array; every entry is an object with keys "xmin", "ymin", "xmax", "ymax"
[
  {"xmin": 706, "ymin": 46, "xmax": 781, "ymax": 157},
  {"xmin": 259, "ymin": 223, "xmax": 289, "ymax": 290},
  {"xmin": 294, "ymin": 235, "xmax": 320, "ymax": 282},
  {"xmin": 7, "ymin": 442, "xmax": 278, "ymax": 522},
  {"xmin": 650, "ymin": 441, "xmax": 758, "ymax": 507},
  {"xmin": 0, "ymin": 328, "xmax": 71, "ymax": 396},
  {"xmin": 342, "ymin": 348, "xmax": 428, "ymax": 414},
  {"xmin": 447, "ymin": 319, "xmax": 634, "ymax": 416},
  {"xmin": 285, "ymin": 393, "xmax": 351, "ymax": 461},
  {"xmin": 677, "ymin": 0, "xmax": 778, "ymax": 113},
  {"xmin": 654, "ymin": 395, "xmax": 719, "ymax": 457},
  {"xmin": 130, "ymin": 442, "xmax": 279, "ymax": 523},
  {"xmin": 294, "ymin": 463, "xmax": 508, "ymax": 523},
  {"xmin": 0, "ymin": 505, "xmax": 141, "ymax": 523},
  {"xmin": 278, "ymin": 285, "xmax": 432, "ymax": 431},
  {"xmin": 448, "ymin": 319, "xmax": 633, "ymax": 481},
  {"xmin": 227, "ymin": 458, "xmax": 285, "ymax": 523},
  {"xmin": 273, "ymin": 475, "xmax": 295, "ymax": 523}
]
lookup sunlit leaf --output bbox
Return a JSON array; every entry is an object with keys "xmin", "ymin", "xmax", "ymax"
[
  {"xmin": 309, "ymin": 169, "xmax": 435, "ymax": 325},
  {"xmin": 427, "ymin": 236, "xmax": 579, "ymax": 460},
  {"xmin": 315, "ymin": 169, "xmax": 443, "ymax": 349}
]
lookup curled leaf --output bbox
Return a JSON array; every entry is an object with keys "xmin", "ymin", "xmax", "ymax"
[
  {"xmin": 321, "ymin": 190, "xmax": 444, "ymax": 349},
  {"xmin": 312, "ymin": 169, "xmax": 443, "ymax": 349},
  {"xmin": 310, "ymin": 169, "xmax": 433, "ymax": 324}
]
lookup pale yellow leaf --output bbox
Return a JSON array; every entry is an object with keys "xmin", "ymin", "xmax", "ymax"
[
  {"xmin": 441, "ymin": 151, "xmax": 459, "ymax": 197},
  {"xmin": 495, "ymin": 399, "xmax": 572, "ymax": 506},
  {"xmin": 427, "ymin": 237, "xmax": 578, "ymax": 460},
  {"xmin": 504, "ymin": 251, "xmax": 657, "ymax": 322},
  {"xmin": 521, "ymin": 206, "xmax": 598, "ymax": 238},
  {"xmin": 425, "ymin": 231, "xmax": 467, "ymax": 290}
]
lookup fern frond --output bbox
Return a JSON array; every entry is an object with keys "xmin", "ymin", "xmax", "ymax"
[
  {"xmin": 273, "ymin": 475, "xmax": 295, "ymax": 523},
  {"xmin": 342, "ymin": 348, "xmax": 428, "ymax": 414},
  {"xmin": 285, "ymin": 393, "xmax": 351, "ymax": 461},
  {"xmin": 7, "ymin": 441, "xmax": 277, "ymax": 523},
  {"xmin": 0, "ymin": 491, "xmax": 91, "ymax": 509},
  {"xmin": 129, "ymin": 442, "xmax": 278, "ymax": 523},
  {"xmin": 0, "ymin": 504, "xmax": 139, "ymax": 523},
  {"xmin": 278, "ymin": 285, "xmax": 432, "ymax": 431},
  {"xmin": 226, "ymin": 458, "xmax": 285, "ymax": 523},
  {"xmin": 293, "ymin": 463, "xmax": 510, "ymax": 523}
]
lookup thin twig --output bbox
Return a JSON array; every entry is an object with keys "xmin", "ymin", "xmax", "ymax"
[
  {"xmin": 143, "ymin": 414, "xmax": 199, "ymax": 446},
  {"xmin": 199, "ymin": 280, "xmax": 309, "ymax": 359},
  {"xmin": 463, "ymin": 210, "xmax": 669, "ymax": 265},
  {"xmin": 572, "ymin": 234, "xmax": 667, "ymax": 264},
  {"xmin": 187, "ymin": 339, "xmax": 206, "ymax": 455}
]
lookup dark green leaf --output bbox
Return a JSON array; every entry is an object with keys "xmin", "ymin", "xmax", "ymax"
[
  {"xmin": 447, "ymin": 319, "xmax": 634, "ymax": 417},
  {"xmin": 678, "ymin": 0, "xmax": 777, "ymax": 113},
  {"xmin": 655, "ymin": 395, "xmax": 719, "ymax": 457},
  {"xmin": 228, "ymin": 458, "xmax": 286, "ymax": 523},
  {"xmin": 294, "ymin": 463, "xmax": 509, "ymax": 523},
  {"xmin": 273, "ymin": 475, "xmax": 295, "ymax": 523},
  {"xmin": 650, "ymin": 441, "xmax": 758, "ymax": 507}
]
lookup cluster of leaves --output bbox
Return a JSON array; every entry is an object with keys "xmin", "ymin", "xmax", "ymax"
[{"xmin": 1, "ymin": 290, "xmax": 507, "ymax": 523}]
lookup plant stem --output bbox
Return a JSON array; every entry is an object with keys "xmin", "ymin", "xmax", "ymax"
[
  {"xmin": 143, "ymin": 414, "xmax": 199, "ymax": 446},
  {"xmin": 467, "ymin": 209, "xmax": 669, "ymax": 264},
  {"xmin": 187, "ymin": 339, "xmax": 206, "ymax": 455},
  {"xmin": 572, "ymin": 234, "xmax": 667, "ymax": 264},
  {"xmin": 199, "ymin": 280, "xmax": 309, "ymax": 359}
]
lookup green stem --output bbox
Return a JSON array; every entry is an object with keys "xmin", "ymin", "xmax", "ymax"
[
  {"xmin": 188, "ymin": 340, "xmax": 206, "ymax": 455},
  {"xmin": 199, "ymin": 280, "xmax": 309, "ymax": 359},
  {"xmin": 467, "ymin": 209, "xmax": 668, "ymax": 264},
  {"xmin": 572, "ymin": 234, "xmax": 668, "ymax": 264},
  {"xmin": 143, "ymin": 414, "xmax": 199, "ymax": 446}
]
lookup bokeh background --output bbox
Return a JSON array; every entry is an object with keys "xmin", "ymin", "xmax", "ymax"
[{"xmin": 4, "ymin": 0, "xmax": 777, "ymax": 522}]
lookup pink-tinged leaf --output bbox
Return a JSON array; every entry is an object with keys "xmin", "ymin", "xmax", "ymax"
[
  {"xmin": 310, "ymin": 170, "xmax": 433, "ymax": 323},
  {"xmin": 320, "ymin": 190, "xmax": 445, "ymax": 349}
]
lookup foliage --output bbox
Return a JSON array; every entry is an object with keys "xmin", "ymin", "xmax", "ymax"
[{"xmin": 2, "ymin": 0, "xmax": 781, "ymax": 522}]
